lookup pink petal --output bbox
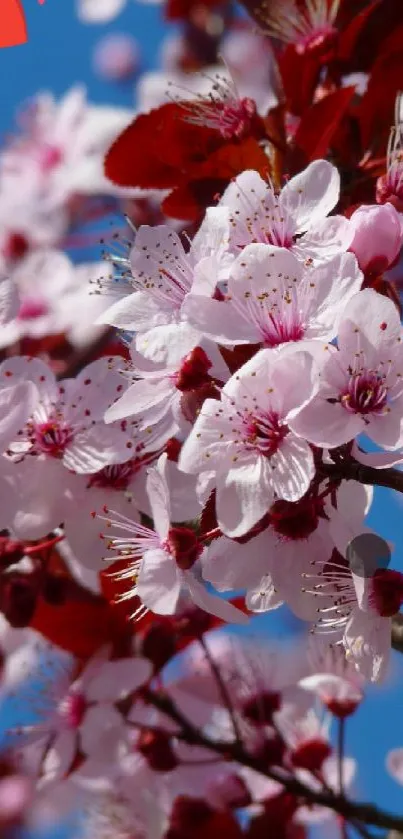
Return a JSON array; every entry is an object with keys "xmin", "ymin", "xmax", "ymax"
[
  {"xmin": 146, "ymin": 458, "xmax": 171, "ymax": 538},
  {"xmin": 86, "ymin": 658, "xmax": 151, "ymax": 701},
  {"xmin": 281, "ymin": 160, "xmax": 340, "ymax": 230},
  {"xmin": 184, "ymin": 572, "xmax": 249, "ymax": 624},
  {"xmin": 216, "ymin": 456, "xmax": 274, "ymax": 538},
  {"xmin": 386, "ymin": 748, "xmax": 403, "ymax": 785},
  {"xmin": 245, "ymin": 574, "xmax": 283, "ymax": 613},
  {"xmin": 0, "ymin": 381, "xmax": 36, "ymax": 451},
  {"xmin": 136, "ymin": 548, "xmax": 181, "ymax": 614}
]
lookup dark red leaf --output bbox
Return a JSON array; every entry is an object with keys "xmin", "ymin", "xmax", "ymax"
[{"xmin": 294, "ymin": 86, "xmax": 355, "ymax": 162}]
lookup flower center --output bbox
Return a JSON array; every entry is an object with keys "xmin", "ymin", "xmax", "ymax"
[
  {"xmin": 4, "ymin": 232, "xmax": 30, "ymax": 262},
  {"xmin": 369, "ymin": 568, "xmax": 403, "ymax": 617},
  {"xmin": 242, "ymin": 691, "xmax": 282, "ymax": 725},
  {"xmin": 18, "ymin": 298, "xmax": 50, "ymax": 321},
  {"xmin": 38, "ymin": 143, "xmax": 63, "ymax": 173},
  {"xmin": 269, "ymin": 496, "xmax": 324, "ymax": 541},
  {"xmin": 58, "ymin": 692, "xmax": 87, "ymax": 729},
  {"xmin": 33, "ymin": 420, "xmax": 73, "ymax": 457},
  {"xmin": 174, "ymin": 347, "xmax": 213, "ymax": 393},
  {"xmin": 217, "ymin": 97, "xmax": 257, "ymax": 140},
  {"xmin": 88, "ymin": 452, "xmax": 157, "ymax": 490},
  {"xmin": 295, "ymin": 25, "xmax": 337, "ymax": 56},
  {"xmin": 243, "ymin": 410, "xmax": 289, "ymax": 457},
  {"xmin": 263, "ymin": 310, "xmax": 305, "ymax": 348},
  {"xmin": 340, "ymin": 373, "xmax": 388, "ymax": 416},
  {"xmin": 165, "ymin": 526, "xmax": 201, "ymax": 570},
  {"xmin": 291, "ymin": 738, "xmax": 331, "ymax": 772}
]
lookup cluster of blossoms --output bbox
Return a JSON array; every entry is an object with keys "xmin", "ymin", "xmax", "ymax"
[{"xmin": 2, "ymin": 0, "xmax": 403, "ymax": 836}]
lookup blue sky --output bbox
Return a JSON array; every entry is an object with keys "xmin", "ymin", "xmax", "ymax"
[{"xmin": 1, "ymin": 0, "xmax": 403, "ymax": 824}]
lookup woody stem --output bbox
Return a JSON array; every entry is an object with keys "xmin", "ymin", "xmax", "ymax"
[{"xmin": 142, "ymin": 687, "xmax": 403, "ymax": 833}]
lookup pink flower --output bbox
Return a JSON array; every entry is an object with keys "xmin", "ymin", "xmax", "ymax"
[
  {"xmin": 218, "ymin": 160, "xmax": 352, "ymax": 263},
  {"xmin": 99, "ymin": 453, "xmax": 248, "ymax": 623},
  {"xmin": 299, "ymin": 640, "xmax": 364, "ymax": 718},
  {"xmin": 104, "ymin": 343, "xmax": 228, "ymax": 451},
  {"xmin": 376, "ymin": 96, "xmax": 403, "ymax": 211},
  {"xmin": 98, "ymin": 208, "xmax": 232, "ymax": 365},
  {"xmin": 183, "ymin": 246, "xmax": 362, "ymax": 347},
  {"xmin": 386, "ymin": 748, "xmax": 403, "ymax": 786},
  {"xmin": 348, "ymin": 204, "xmax": 403, "ymax": 274},
  {"xmin": 0, "ymin": 356, "xmax": 134, "ymax": 474},
  {"xmin": 1, "ymin": 87, "xmax": 134, "ymax": 204},
  {"xmin": 302, "ymin": 551, "xmax": 403, "ymax": 681},
  {"xmin": 78, "ymin": 0, "xmax": 129, "ymax": 23},
  {"xmin": 257, "ymin": 0, "xmax": 340, "ymax": 56},
  {"xmin": 291, "ymin": 289, "xmax": 403, "ymax": 450},
  {"xmin": 14, "ymin": 648, "xmax": 152, "ymax": 784},
  {"xmin": 0, "ymin": 251, "xmax": 116, "ymax": 349},
  {"xmin": 179, "ymin": 347, "xmax": 317, "ymax": 537},
  {"xmin": 93, "ymin": 34, "xmax": 140, "ymax": 82}
]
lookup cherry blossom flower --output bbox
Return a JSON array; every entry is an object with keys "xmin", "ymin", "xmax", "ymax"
[
  {"xmin": 201, "ymin": 479, "xmax": 371, "ymax": 620},
  {"xmin": 77, "ymin": 0, "xmax": 130, "ymax": 24},
  {"xmin": 93, "ymin": 34, "xmax": 141, "ymax": 82},
  {"xmin": 259, "ymin": 0, "xmax": 340, "ymax": 57},
  {"xmin": 299, "ymin": 640, "xmax": 365, "ymax": 718},
  {"xmin": 1, "ymin": 87, "xmax": 134, "ymax": 204},
  {"xmin": 218, "ymin": 160, "xmax": 353, "ymax": 263},
  {"xmin": 300, "ymin": 545, "xmax": 403, "ymax": 681},
  {"xmin": 179, "ymin": 347, "xmax": 317, "ymax": 537},
  {"xmin": 386, "ymin": 748, "xmax": 403, "ymax": 786},
  {"xmin": 104, "ymin": 343, "xmax": 229, "ymax": 450},
  {"xmin": 97, "ymin": 208, "xmax": 233, "ymax": 365},
  {"xmin": 0, "ymin": 356, "xmax": 134, "ymax": 474},
  {"xmin": 0, "ymin": 251, "xmax": 116, "ymax": 349},
  {"xmin": 98, "ymin": 453, "xmax": 248, "ymax": 623},
  {"xmin": 13, "ymin": 648, "xmax": 151, "ymax": 785},
  {"xmin": 291, "ymin": 289, "xmax": 403, "ymax": 451},
  {"xmin": 183, "ymin": 246, "xmax": 362, "ymax": 347}
]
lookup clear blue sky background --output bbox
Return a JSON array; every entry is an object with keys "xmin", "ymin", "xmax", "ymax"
[{"xmin": 1, "ymin": 0, "xmax": 403, "ymax": 825}]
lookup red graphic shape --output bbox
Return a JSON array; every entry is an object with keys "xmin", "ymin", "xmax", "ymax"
[
  {"xmin": 0, "ymin": 0, "xmax": 28, "ymax": 48},
  {"xmin": 0, "ymin": 0, "xmax": 44, "ymax": 49}
]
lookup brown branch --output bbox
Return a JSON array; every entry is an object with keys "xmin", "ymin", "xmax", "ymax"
[
  {"xmin": 143, "ymin": 688, "xmax": 403, "ymax": 833},
  {"xmin": 318, "ymin": 458, "xmax": 403, "ymax": 495}
]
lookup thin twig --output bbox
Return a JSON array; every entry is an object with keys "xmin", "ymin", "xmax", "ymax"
[
  {"xmin": 338, "ymin": 717, "xmax": 346, "ymax": 796},
  {"xmin": 142, "ymin": 687, "xmax": 403, "ymax": 833},
  {"xmin": 198, "ymin": 636, "xmax": 243, "ymax": 745}
]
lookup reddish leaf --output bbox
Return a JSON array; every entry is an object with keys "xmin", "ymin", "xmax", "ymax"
[
  {"xmin": 337, "ymin": 0, "xmax": 380, "ymax": 64},
  {"xmin": 162, "ymin": 137, "xmax": 271, "ymax": 220},
  {"xmin": 30, "ymin": 591, "xmax": 132, "ymax": 660},
  {"xmin": 341, "ymin": 0, "xmax": 403, "ymax": 72},
  {"xmin": 294, "ymin": 86, "xmax": 355, "ymax": 162},
  {"xmin": 104, "ymin": 103, "xmax": 222, "ymax": 190},
  {"xmin": 278, "ymin": 45, "xmax": 322, "ymax": 116},
  {"xmin": 358, "ymin": 29, "xmax": 403, "ymax": 152}
]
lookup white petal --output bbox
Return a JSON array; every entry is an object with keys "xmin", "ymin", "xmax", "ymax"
[
  {"xmin": 281, "ymin": 160, "xmax": 340, "ymax": 231},
  {"xmin": 185, "ymin": 572, "xmax": 249, "ymax": 624},
  {"xmin": 77, "ymin": 0, "xmax": 126, "ymax": 22},
  {"xmin": 85, "ymin": 658, "xmax": 151, "ymax": 702},
  {"xmin": 386, "ymin": 748, "xmax": 403, "ymax": 786},
  {"xmin": 136, "ymin": 548, "xmax": 181, "ymax": 614}
]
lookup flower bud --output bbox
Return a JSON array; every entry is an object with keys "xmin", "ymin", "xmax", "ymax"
[
  {"xmin": 137, "ymin": 729, "xmax": 178, "ymax": 772},
  {"xmin": 349, "ymin": 204, "xmax": 403, "ymax": 275},
  {"xmin": 290, "ymin": 737, "xmax": 331, "ymax": 772}
]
